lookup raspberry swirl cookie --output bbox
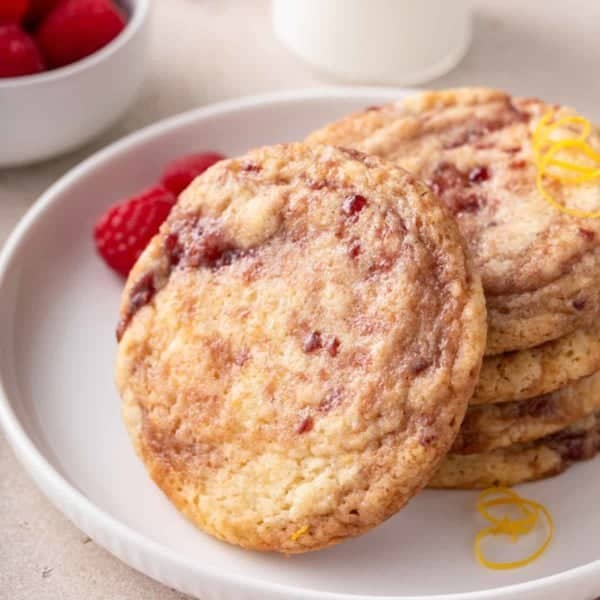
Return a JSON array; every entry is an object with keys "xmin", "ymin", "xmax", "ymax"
[
  {"xmin": 430, "ymin": 412, "xmax": 600, "ymax": 489},
  {"xmin": 307, "ymin": 88, "xmax": 600, "ymax": 355},
  {"xmin": 453, "ymin": 370, "xmax": 600, "ymax": 454},
  {"xmin": 116, "ymin": 143, "xmax": 486, "ymax": 553},
  {"xmin": 473, "ymin": 321, "xmax": 600, "ymax": 405}
]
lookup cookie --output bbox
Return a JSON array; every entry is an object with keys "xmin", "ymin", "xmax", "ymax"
[
  {"xmin": 473, "ymin": 321, "xmax": 600, "ymax": 405},
  {"xmin": 453, "ymin": 370, "xmax": 600, "ymax": 454},
  {"xmin": 307, "ymin": 88, "xmax": 600, "ymax": 355},
  {"xmin": 116, "ymin": 143, "xmax": 486, "ymax": 553},
  {"xmin": 430, "ymin": 412, "xmax": 600, "ymax": 489}
]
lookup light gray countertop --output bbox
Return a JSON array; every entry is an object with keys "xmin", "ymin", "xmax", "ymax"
[{"xmin": 2, "ymin": 1, "xmax": 599, "ymax": 597}]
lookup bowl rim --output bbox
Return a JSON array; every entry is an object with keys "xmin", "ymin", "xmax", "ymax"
[
  {"xmin": 1, "ymin": 87, "xmax": 599, "ymax": 600},
  {"xmin": 0, "ymin": 0, "xmax": 150, "ymax": 88}
]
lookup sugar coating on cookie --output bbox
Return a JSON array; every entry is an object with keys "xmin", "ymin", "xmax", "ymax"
[
  {"xmin": 307, "ymin": 88, "xmax": 600, "ymax": 354},
  {"xmin": 431, "ymin": 412, "xmax": 600, "ymax": 489},
  {"xmin": 453, "ymin": 370, "xmax": 600, "ymax": 454},
  {"xmin": 116, "ymin": 143, "xmax": 486, "ymax": 552}
]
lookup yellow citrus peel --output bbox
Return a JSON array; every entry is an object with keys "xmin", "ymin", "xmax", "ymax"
[
  {"xmin": 474, "ymin": 487, "xmax": 554, "ymax": 570},
  {"xmin": 533, "ymin": 110, "xmax": 600, "ymax": 218},
  {"xmin": 290, "ymin": 525, "xmax": 309, "ymax": 542}
]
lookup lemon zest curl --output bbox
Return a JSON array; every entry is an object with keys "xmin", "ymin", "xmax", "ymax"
[
  {"xmin": 475, "ymin": 487, "xmax": 554, "ymax": 570},
  {"xmin": 533, "ymin": 110, "xmax": 600, "ymax": 218}
]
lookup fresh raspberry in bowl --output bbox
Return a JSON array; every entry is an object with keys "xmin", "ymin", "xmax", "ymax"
[
  {"xmin": 0, "ymin": 0, "xmax": 149, "ymax": 166},
  {"xmin": 0, "ymin": 24, "xmax": 45, "ymax": 77},
  {"xmin": 24, "ymin": 0, "xmax": 62, "ymax": 27},
  {"xmin": 36, "ymin": 0, "xmax": 127, "ymax": 69},
  {"xmin": 0, "ymin": 0, "xmax": 128, "ymax": 78},
  {"xmin": 0, "ymin": 0, "xmax": 29, "ymax": 24}
]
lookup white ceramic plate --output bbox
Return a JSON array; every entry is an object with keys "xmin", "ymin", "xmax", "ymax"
[{"xmin": 1, "ymin": 88, "xmax": 599, "ymax": 600}]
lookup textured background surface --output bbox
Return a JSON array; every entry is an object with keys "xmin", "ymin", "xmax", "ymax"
[{"xmin": 1, "ymin": 1, "xmax": 600, "ymax": 597}]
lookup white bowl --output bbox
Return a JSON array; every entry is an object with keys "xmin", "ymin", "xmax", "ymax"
[
  {"xmin": 0, "ymin": 0, "xmax": 150, "ymax": 168},
  {"xmin": 1, "ymin": 89, "xmax": 599, "ymax": 600}
]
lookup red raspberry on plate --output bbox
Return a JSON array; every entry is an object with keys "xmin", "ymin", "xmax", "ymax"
[
  {"xmin": 36, "ymin": 0, "xmax": 126, "ymax": 69},
  {"xmin": 160, "ymin": 152, "xmax": 225, "ymax": 196},
  {"xmin": 0, "ymin": 24, "xmax": 45, "ymax": 78},
  {"xmin": 24, "ymin": 0, "xmax": 61, "ymax": 26},
  {"xmin": 0, "ymin": 0, "xmax": 28, "ymax": 24},
  {"xmin": 94, "ymin": 186, "xmax": 176, "ymax": 277}
]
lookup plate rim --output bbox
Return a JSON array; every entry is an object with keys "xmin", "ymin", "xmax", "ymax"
[{"xmin": 1, "ymin": 86, "xmax": 598, "ymax": 600}]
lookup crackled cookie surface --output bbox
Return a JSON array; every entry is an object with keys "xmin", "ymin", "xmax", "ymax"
[
  {"xmin": 115, "ymin": 143, "xmax": 486, "ymax": 552},
  {"xmin": 453, "ymin": 370, "xmax": 600, "ymax": 454},
  {"xmin": 307, "ymin": 88, "xmax": 600, "ymax": 354},
  {"xmin": 430, "ymin": 412, "xmax": 600, "ymax": 489}
]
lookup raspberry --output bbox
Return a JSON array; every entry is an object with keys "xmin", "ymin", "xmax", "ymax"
[
  {"xmin": 94, "ymin": 186, "xmax": 176, "ymax": 277},
  {"xmin": 24, "ymin": 0, "xmax": 61, "ymax": 26},
  {"xmin": 342, "ymin": 194, "xmax": 367, "ymax": 216},
  {"xmin": 160, "ymin": 152, "xmax": 225, "ymax": 196},
  {"xmin": 303, "ymin": 331, "xmax": 323, "ymax": 353},
  {"xmin": 0, "ymin": 24, "xmax": 44, "ymax": 78},
  {"xmin": 468, "ymin": 166, "xmax": 491, "ymax": 184},
  {"xmin": 0, "ymin": 0, "xmax": 28, "ymax": 24},
  {"xmin": 36, "ymin": 0, "xmax": 126, "ymax": 69}
]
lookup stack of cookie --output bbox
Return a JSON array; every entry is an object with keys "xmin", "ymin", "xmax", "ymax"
[
  {"xmin": 116, "ymin": 88, "xmax": 600, "ymax": 554},
  {"xmin": 307, "ymin": 87, "xmax": 600, "ymax": 489}
]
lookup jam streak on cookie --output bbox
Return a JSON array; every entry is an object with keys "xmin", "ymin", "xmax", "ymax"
[
  {"xmin": 453, "ymin": 394, "xmax": 559, "ymax": 453},
  {"xmin": 165, "ymin": 215, "xmax": 251, "ymax": 270},
  {"xmin": 408, "ymin": 357, "xmax": 431, "ymax": 374},
  {"xmin": 296, "ymin": 388, "xmax": 345, "ymax": 434},
  {"xmin": 327, "ymin": 336, "xmax": 341, "ymax": 357},
  {"xmin": 442, "ymin": 97, "xmax": 530, "ymax": 149},
  {"xmin": 428, "ymin": 162, "xmax": 490, "ymax": 215},
  {"xmin": 579, "ymin": 228, "xmax": 596, "ymax": 242},
  {"xmin": 116, "ymin": 215, "xmax": 254, "ymax": 341},
  {"xmin": 303, "ymin": 331, "xmax": 322, "ymax": 353},
  {"xmin": 416, "ymin": 414, "xmax": 438, "ymax": 446},
  {"xmin": 297, "ymin": 414, "xmax": 314, "ymax": 434},
  {"xmin": 468, "ymin": 166, "xmax": 490, "ymax": 184},
  {"xmin": 319, "ymin": 387, "xmax": 344, "ymax": 412},
  {"xmin": 241, "ymin": 162, "xmax": 261, "ymax": 173},
  {"xmin": 516, "ymin": 394, "xmax": 558, "ymax": 419},
  {"xmin": 302, "ymin": 331, "xmax": 341, "ymax": 356},
  {"xmin": 547, "ymin": 422, "xmax": 600, "ymax": 462},
  {"xmin": 342, "ymin": 194, "xmax": 368, "ymax": 217},
  {"xmin": 348, "ymin": 239, "xmax": 361, "ymax": 258},
  {"xmin": 116, "ymin": 273, "xmax": 156, "ymax": 341}
]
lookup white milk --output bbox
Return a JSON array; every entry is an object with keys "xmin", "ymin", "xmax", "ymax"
[{"xmin": 272, "ymin": 0, "xmax": 471, "ymax": 85}]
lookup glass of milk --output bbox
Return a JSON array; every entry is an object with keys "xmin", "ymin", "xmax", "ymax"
[{"xmin": 272, "ymin": 0, "xmax": 471, "ymax": 85}]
